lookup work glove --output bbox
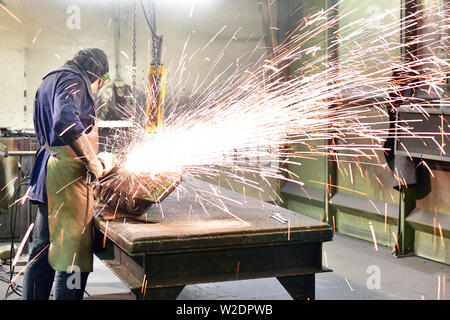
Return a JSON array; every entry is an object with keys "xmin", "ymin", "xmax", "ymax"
[
  {"xmin": 98, "ymin": 152, "xmax": 118, "ymax": 176},
  {"xmin": 69, "ymin": 134, "xmax": 104, "ymax": 180}
]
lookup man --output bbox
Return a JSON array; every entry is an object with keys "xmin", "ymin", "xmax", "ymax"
[{"xmin": 23, "ymin": 48, "xmax": 112, "ymax": 300}]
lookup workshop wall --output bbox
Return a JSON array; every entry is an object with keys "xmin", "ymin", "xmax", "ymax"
[
  {"xmin": 0, "ymin": 49, "xmax": 25, "ymax": 128},
  {"xmin": 280, "ymin": 0, "xmax": 402, "ymax": 241},
  {"xmin": 0, "ymin": 0, "xmax": 117, "ymax": 129}
]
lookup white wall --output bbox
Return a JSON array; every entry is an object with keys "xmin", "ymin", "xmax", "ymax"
[{"xmin": 0, "ymin": 48, "xmax": 25, "ymax": 128}]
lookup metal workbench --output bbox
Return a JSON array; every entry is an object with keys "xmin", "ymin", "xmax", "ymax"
[{"xmin": 94, "ymin": 179, "xmax": 333, "ymax": 300}]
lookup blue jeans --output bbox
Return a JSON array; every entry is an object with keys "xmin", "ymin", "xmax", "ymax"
[{"xmin": 22, "ymin": 204, "xmax": 90, "ymax": 300}]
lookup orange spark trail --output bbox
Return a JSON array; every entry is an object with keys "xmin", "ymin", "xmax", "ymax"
[
  {"xmin": 384, "ymin": 203, "xmax": 388, "ymax": 233},
  {"xmin": 309, "ymin": 180, "xmax": 367, "ymax": 196},
  {"xmin": 32, "ymin": 27, "xmax": 42, "ymax": 44},
  {"xmin": 369, "ymin": 223, "xmax": 378, "ymax": 251},
  {"xmin": 0, "ymin": 177, "xmax": 18, "ymax": 193},
  {"xmin": 10, "ymin": 244, "xmax": 49, "ymax": 286},
  {"xmin": 0, "ymin": 3, "xmax": 21, "ymax": 23},
  {"xmin": 12, "ymin": 223, "xmax": 34, "ymax": 266},
  {"xmin": 438, "ymin": 223, "xmax": 445, "ymax": 248},
  {"xmin": 287, "ymin": 219, "xmax": 291, "ymax": 240}
]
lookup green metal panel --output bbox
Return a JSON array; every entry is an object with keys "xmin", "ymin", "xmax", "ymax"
[
  {"xmin": 331, "ymin": 0, "xmax": 403, "ymax": 251},
  {"xmin": 414, "ymin": 230, "xmax": 450, "ymax": 265},
  {"xmin": 335, "ymin": 209, "xmax": 398, "ymax": 248},
  {"xmin": 200, "ymin": 167, "xmax": 280, "ymax": 203},
  {"xmin": 284, "ymin": 0, "xmax": 328, "ymax": 189},
  {"xmin": 416, "ymin": 167, "xmax": 450, "ymax": 216},
  {"xmin": 280, "ymin": 0, "xmax": 329, "ymax": 223},
  {"xmin": 335, "ymin": 0, "xmax": 401, "ymax": 202},
  {"xmin": 334, "ymin": 106, "xmax": 400, "ymax": 204},
  {"xmin": 288, "ymin": 142, "xmax": 326, "ymax": 190}
]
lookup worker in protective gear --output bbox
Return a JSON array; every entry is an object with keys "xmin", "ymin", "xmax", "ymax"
[{"xmin": 23, "ymin": 48, "xmax": 113, "ymax": 300}]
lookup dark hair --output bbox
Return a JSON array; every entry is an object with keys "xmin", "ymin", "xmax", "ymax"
[{"xmin": 72, "ymin": 48, "xmax": 109, "ymax": 83}]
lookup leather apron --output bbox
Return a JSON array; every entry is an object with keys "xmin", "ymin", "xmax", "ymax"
[{"xmin": 46, "ymin": 124, "xmax": 98, "ymax": 272}]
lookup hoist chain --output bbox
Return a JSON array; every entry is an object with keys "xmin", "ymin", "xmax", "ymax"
[{"xmin": 140, "ymin": 0, "xmax": 163, "ymax": 66}]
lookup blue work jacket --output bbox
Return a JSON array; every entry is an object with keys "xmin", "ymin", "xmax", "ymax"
[{"xmin": 29, "ymin": 61, "xmax": 96, "ymax": 204}]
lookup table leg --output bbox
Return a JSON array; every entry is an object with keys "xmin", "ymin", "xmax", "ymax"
[{"xmin": 277, "ymin": 274, "xmax": 315, "ymax": 300}]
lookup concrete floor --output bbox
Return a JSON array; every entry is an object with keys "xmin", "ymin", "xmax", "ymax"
[{"xmin": 0, "ymin": 232, "xmax": 448, "ymax": 300}]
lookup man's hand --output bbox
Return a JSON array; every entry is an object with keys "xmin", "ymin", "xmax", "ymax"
[
  {"xmin": 69, "ymin": 134, "xmax": 104, "ymax": 180},
  {"xmin": 98, "ymin": 152, "xmax": 118, "ymax": 176}
]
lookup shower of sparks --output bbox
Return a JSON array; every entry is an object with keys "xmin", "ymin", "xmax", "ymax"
[{"xmin": 113, "ymin": 0, "xmax": 449, "ymax": 207}]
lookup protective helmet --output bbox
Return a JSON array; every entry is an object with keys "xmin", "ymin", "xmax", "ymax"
[{"xmin": 72, "ymin": 48, "xmax": 109, "ymax": 83}]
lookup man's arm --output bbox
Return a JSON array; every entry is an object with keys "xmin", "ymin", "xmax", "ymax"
[
  {"xmin": 53, "ymin": 75, "xmax": 104, "ymax": 179},
  {"xmin": 53, "ymin": 76, "xmax": 87, "ymax": 143}
]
